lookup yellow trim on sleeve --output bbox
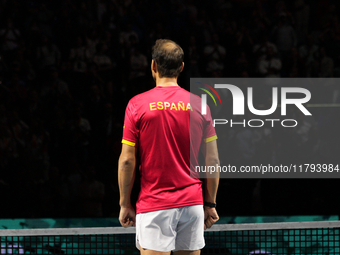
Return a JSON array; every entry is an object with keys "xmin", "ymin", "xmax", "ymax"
[
  {"xmin": 122, "ymin": 139, "xmax": 136, "ymax": 147},
  {"xmin": 205, "ymin": 135, "xmax": 217, "ymax": 143}
]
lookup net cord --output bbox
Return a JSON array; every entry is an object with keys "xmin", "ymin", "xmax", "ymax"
[{"xmin": 0, "ymin": 221, "xmax": 339, "ymax": 236}]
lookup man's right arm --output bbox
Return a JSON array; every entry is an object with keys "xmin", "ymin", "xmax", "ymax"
[
  {"xmin": 118, "ymin": 144, "xmax": 137, "ymax": 227},
  {"xmin": 203, "ymin": 139, "xmax": 220, "ymax": 229}
]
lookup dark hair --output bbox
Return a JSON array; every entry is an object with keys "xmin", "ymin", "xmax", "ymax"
[{"xmin": 151, "ymin": 39, "xmax": 184, "ymax": 78}]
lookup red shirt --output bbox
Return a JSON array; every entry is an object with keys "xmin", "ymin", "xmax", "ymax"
[{"xmin": 122, "ymin": 86, "xmax": 216, "ymax": 214}]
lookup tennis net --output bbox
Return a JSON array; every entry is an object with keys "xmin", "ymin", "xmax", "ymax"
[{"xmin": 0, "ymin": 221, "xmax": 339, "ymax": 254}]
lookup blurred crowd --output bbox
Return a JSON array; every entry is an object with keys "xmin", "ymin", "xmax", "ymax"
[{"xmin": 0, "ymin": 0, "xmax": 340, "ymax": 218}]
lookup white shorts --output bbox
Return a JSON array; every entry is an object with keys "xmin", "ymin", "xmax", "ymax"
[{"xmin": 136, "ymin": 205, "xmax": 205, "ymax": 252}]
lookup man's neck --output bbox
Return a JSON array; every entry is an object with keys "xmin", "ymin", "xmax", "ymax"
[{"xmin": 156, "ymin": 77, "xmax": 179, "ymax": 87}]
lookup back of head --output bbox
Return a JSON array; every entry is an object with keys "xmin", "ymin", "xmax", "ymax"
[{"xmin": 152, "ymin": 39, "xmax": 184, "ymax": 78}]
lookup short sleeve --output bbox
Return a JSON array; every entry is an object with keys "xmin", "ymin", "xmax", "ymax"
[
  {"xmin": 122, "ymin": 100, "xmax": 139, "ymax": 147},
  {"xmin": 203, "ymin": 105, "xmax": 217, "ymax": 143}
]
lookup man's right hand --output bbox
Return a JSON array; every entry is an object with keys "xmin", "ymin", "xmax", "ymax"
[
  {"xmin": 204, "ymin": 206, "xmax": 219, "ymax": 230},
  {"xmin": 119, "ymin": 205, "xmax": 136, "ymax": 228}
]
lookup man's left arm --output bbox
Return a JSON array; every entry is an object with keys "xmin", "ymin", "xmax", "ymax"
[{"xmin": 118, "ymin": 144, "xmax": 136, "ymax": 227}]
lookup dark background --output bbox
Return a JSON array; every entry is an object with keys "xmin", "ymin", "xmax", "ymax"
[{"xmin": 0, "ymin": 0, "xmax": 339, "ymax": 218}]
